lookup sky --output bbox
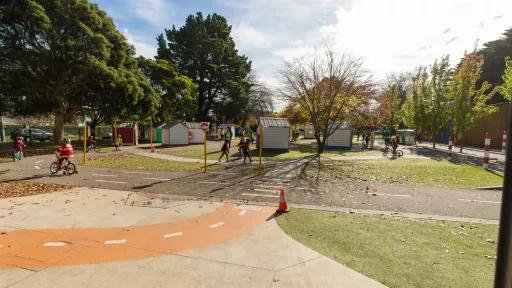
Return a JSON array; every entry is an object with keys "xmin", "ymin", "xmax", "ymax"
[{"xmin": 92, "ymin": 0, "xmax": 511, "ymax": 92}]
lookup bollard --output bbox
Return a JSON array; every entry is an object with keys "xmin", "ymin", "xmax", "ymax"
[
  {"xmin": 483, "ymin": 132, "xmax": 490, "ymax": 169},
  {"xmin": 503, "ymin": 130, "xmax": 507, "ymax": 154},
  {"xmin": 448, "ymin": 136, "xmax": 453, "ymax": 160}
]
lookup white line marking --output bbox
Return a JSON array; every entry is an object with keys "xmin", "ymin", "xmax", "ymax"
[
  {"xmin": 33, "ymin": 166, "xmax": 40, "ymax": 170},
  {"xmin": 241, "ymin": 193, "xmax": 280, "ymax": 198},
  {"xmin": 253, "ymin": 188, "xmax": 278, "ymax": 193},
  {"xmin": 458, "ymin": 199, "xmax": 501, "ymax": 204},
  {"xmin": 163, "ymin": 232, "xmax": 183, "ymax": 238},
  {"xmin": 234, "ymin": 205, "xmax": 263, "ymax": 211},
  {"xmin": 95, "ymin": 180, "xmax": 127, "ymax": 184},
  {"xmin": 92, "ymin": 174, "xmax": 117, "ymax": 177},
  {"xmin": 254, "ymin": 184, "xmax": 282, "ymax": 188},
  {"xmin": 293, "ymin": 187, "xmax": 322, "ymax": 191},
  {"xmin": 104, "ymin": 239, "xmax": 126, "ymax": 245},
  {"xmin": 43, "ymin": 242, "xmax": 66, "ymax": 247},
  {"xmin": 199, "ymin": 181, "xmax": 231, "ymax": 185},
  {"xmin": 144, "ymin": 177, "xmax": 171, "ymax": 181},
  {"xmin": 122, "ymin": 171, "xmax": 151, "ymax": 175},
  {"xmin": 208, "ymin": 171, "xmax": 237, "ymax": 175},
  {"xmin": 35, "ymin": 160, "xmax": 44, "ymax": 164},
  {"xmin": 210, "ymin": 222, "xmax": 224, "ymax": 228},
  {"xmin": 373, "ymin": 193, "xmax": 412, "ymax": 198},
  {"xmin": 239, "ymin": 210, "xmax": 247, "ymax": 216}
]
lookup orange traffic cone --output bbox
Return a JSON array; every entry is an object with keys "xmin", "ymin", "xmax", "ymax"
[{"xmin": 277, "ymin": 187, "xmax": 289, "ymax": 212}]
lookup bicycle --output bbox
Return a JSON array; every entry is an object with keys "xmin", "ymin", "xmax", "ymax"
[
  {"xmin": 50, "ymin": 154, "xmax": 76, "ymax": 175},
  {"xmin": 382, "ymin": 146, "xmax": 403, "ymax": 158},
  {"xmin": 86, "ymin": 144, "xmax": 101, "ymax": 153}
]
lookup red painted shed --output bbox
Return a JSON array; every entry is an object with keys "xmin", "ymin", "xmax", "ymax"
[{"xmin": 112, "ymin": 122, "xmax": 138, "ymax": 145}]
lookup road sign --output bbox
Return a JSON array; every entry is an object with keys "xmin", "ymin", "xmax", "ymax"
[{"xmin": 200, "ymin": 122, "xmax": 209, "ymax": 132}]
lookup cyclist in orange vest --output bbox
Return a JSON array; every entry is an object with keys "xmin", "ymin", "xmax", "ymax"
[{"xmin": 57, "ymin": 138, "xmax": 74, "ymax": 168}]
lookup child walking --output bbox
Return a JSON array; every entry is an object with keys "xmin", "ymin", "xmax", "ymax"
[
  {"xmin": 218, "ymin": 140, "xmax": 230, "ymax": 163},
  {"xmin": 13, "ymin": 137, "xmax": 25, "ymax": 162},
  {"xmin": 242, "ymin": 139, "xmax": 252, "ymax": 164}
]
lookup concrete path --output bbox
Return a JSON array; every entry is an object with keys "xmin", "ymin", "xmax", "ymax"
[{"xmin": 0, "ymin": 187, "xmax": 387, "ymax": 288}]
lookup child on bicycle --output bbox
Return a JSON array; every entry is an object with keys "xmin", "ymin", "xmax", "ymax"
[
  {"xmin": 13, "ymin": 137, "xmax": 25, "ymax": 162},
  {"xmin": 86, "ymin": 135, "xmax": 97, "ymax": 151},
  {"xmin": 57, "ymin": 138, "xmax": 74, "ymax": 169},
  {"xmin": 391, "ymin": 136, "xmax": 399, "ymax": 157}
]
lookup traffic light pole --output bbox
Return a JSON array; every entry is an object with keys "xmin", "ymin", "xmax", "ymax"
[{"xmin": 494, "ymin": 101, "xmax": 512, "ymax": 288}]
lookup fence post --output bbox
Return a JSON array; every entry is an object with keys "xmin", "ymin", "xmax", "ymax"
[
  {"xmin": 483, "ymin": 132, "xmax": 490, "ymax": 169},
  {"xmin": 448, "ymin": 135, "xmax": 453, "ymax": 160},
  {"xmin": 503, "ymin": 130, "xmax": 507, "ymax": 154}
]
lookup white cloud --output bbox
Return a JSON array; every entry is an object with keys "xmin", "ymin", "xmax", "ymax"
[
  {"xmin": 123, "ymin": 29, "xmax": 156, "ymax": 58},
  {"xmin": 223, "ymin": 0, "xmax": 511, "ymax": 91},
  {"xmin": 130, "ymin": 0, "xmax": 175, "ymax": 27}
]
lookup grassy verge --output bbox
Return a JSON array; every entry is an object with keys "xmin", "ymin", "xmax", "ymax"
[
  {"xmin": 307, "ymin": 159, "xmax": 503, "ymax": 188},
  {"xmin": 277, "ymin": 209, "xmax": 498, "ymax": 288},
  {"xmin": 85, "ymin": 152, "xmax": 205, "ymax": 171}
]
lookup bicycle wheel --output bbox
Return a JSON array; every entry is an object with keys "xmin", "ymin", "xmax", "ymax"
[
  {"xmin": 396, "ymin": 150, "xmax": 404, "ymax": 157},
  {"xmin": 382, "ymin": 147, "xmax": 389, "ymax": 157},
  {"xmin": 65, "ymin": 163, "xmax": 76, "ymax": 175},
  {"xmin": 50, "ymin": 162, "xmax": 59, "ymax": 174},
  {"xmin": 94, "ymin": 145, "xmax": 101, "ymax": 152}
]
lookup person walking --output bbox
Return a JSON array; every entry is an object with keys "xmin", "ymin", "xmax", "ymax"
[
  {"xmin": 237, "ymin": 138, "xmax": 245, "ymax": 157},
  {"xmin": 13, "ymin": 136, "xmax": 25, "ymax": 162},
  {"xmin": 225, "ymin": 128, "xmax": 233, "ymax": 149},
  {"xmin": 218, "ymin": 140, "xmax": 230, "ymax": 163},
  {"xmin": 242, "ymin": 138, "xmax": 252, "ymax": 164},
  {"xmin": 114, "ymin": 134, "xmax": 122, "ymax": 151},
  {"xmin": 391, "ymin": 136, "xmax": 399, "ymax": 158}
]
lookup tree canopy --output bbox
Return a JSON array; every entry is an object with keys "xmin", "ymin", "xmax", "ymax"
[
  {"xmin": 0, "ymin": 0, "xmax": 158, "ymax": 142},
  {"xmin": 156, "ymin": 12, "xmax": 252, "ymax": 122}
]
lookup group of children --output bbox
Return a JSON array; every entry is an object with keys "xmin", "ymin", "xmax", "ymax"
[{"xmin": 218, "ymin": 137, "xmax": 252, "ymax": 164}]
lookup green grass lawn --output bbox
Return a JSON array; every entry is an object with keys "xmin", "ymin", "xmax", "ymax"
[
  {"xmin": 84, "ymin": 152, "xmax": 206, "ymax": 171},
  {"xmin": 160, "ymin": 147, "xmax": 225, "ymax": 160},
  {"xmin": 277, "ymin": 209, "xmax": 498, "ymax": 288},
  {"xmin": 308, "ymin": 159, "xmax": 503, "ymax": 188}
]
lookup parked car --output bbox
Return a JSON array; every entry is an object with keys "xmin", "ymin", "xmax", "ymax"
[{"xmin": 10, "ymin": 128, "xmax": 53, "ymax": 142}]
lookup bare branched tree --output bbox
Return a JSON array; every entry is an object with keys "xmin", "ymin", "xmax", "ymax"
[{"xmin": 278, "ymin": 48, "xmax": 374, "ymax": 154}]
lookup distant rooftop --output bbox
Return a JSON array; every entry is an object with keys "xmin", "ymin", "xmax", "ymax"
[{"xmin": 259, "ymin": 117, "xmax": 290, "ymax": 128}]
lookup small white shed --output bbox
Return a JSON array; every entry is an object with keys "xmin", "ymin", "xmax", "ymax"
[
  {"xmin": 397, "ymin": 129, "xmax": 416, "ymax": 145},
  {"xmin": 185, "ymin": 122, "xmax": 209, "ymax": 144},
  {"xmin": 257, "ymin": 117, "xmax": 290, "ymax": 150},
  {"xmin": 162, "ymin": 123, "xmax": 189, "ymax": 145},
  {"xmin": 326, "ymin": 124, "xmax": 352, "ymax": 148},
  {"xmin": 304, "ymin": 124, "xmax": 315, "ymax": 139}
]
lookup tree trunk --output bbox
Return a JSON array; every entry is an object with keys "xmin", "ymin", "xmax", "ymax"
[
  {"xmin": 0, "ymin": 114, "xmax": 4, "ymax": 142},
  {"xmin": 432, "ymin": 132, "xmax": 436, "ymax": 149},
  {"xmin": 317, "ymin": 142, "xmax": 324, "ymax": 154},
  {"xmin": 54, "ymin": 112, "xmax": 65, "ymax": 144},
  {"xmin": 459, "ymin": 137, "xmax": 463, "ymax": 153},
  {"xmin": 90, "ymin": 123, "xmax": 97, "ymax": 137}
]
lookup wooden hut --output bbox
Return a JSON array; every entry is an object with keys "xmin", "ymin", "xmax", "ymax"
[
  {"xmin": 161, "ymin": 123, "xmax": 189, "ymax": 145},
  {"xmin": 257, "ymin": 117, "xmax": 290, "ymax": 150}
]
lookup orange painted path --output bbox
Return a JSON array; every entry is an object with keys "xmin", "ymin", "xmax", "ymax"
[{"xmin": 0, "ymin": 204, "xmax": 275, "ymax": 269}]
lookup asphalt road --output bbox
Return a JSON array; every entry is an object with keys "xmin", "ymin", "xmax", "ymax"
[{"xmin": 0, "ymin": 152, "xmax": 502, "ymax": 221}]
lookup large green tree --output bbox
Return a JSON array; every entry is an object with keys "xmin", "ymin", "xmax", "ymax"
[
  {"xmin": 479, "ymin": 28, "xmax": 512, "ymax": 103},
  {"xmin": 156, "ymin": 12, "xmax": 252, "ymax": 122},
  {"xmin": 449, "ymin": 51, "xmax": 495, "ymax": 152},
  {"xmin": 137, "ymin": 57, "xmax": 197, "ymax": 123},
  {"xmin": 495, "ymin": 57, "xmax": 512, "ymax": 101},
  {"xmin": 402, "ymin": 67, "xmax": 429, "ymax": 133},
  {"xmin": 0, "ymin": 0, "xmax": 157, "ymax": 142}
]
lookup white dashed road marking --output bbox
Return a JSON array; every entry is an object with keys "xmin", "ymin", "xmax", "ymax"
[
  {"xmin": 238, "ymin": 210, "xmax": 247, "ymax": 216},
  {"xmin": 209, "ymin": 222, "xmax": 224, "ymax": 229},
  {"xmin": 458, "ymin": 199, "xmax": 500, "ymax": 204},
  {"xmin": 241, "ymin": 193, "xmax": 280, "ymax": 198},
  {"xmin": 104, "ymin": 239, "xmax": 126, "ymax": 245},
  {"xmin": 254, "ymin": 184, "xmax": 282, "ymax": 189},
  {"xmin": 33, "ymin": 166, "xmax": 41, "ymax": 170},
  {"xmin": 35, "ymin": 160, "xmax": 44, "ymax": 164},
  {"xmin": 92, "ymin": 174, "xmax": 117, "ymax": 177},
  {"xmin": 373, "ymin": 193, "xmax": 412, "ymax": 198},
  {"xmin": 199, "ymin": 181, "xmax": 232, "ymax": 185},
  {"xmin": 253, "ymin": 188, "xmax": 278, "ymax": 193},
  {"xmin": 144, "ymin": 177, "xmax": 171, "ymax": 181},
  {"xmin": 163, "ymin": 232, "xmax": 183, "ymax": 238},
  {"xmin": 43, "ymin": 242, "xmax": 66, "ymax": 247},
  {"xmin": 122, "ymin": 171, "xmax": 151, "ymax": 175},
  {"xmin": 95, "ymin": 180, "xmax": 127, "ymax": 184}
]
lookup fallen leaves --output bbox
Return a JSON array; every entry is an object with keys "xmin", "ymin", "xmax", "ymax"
[{"xmin": 0, "ymin": 181, "xmax": 72, "ymax": 199}]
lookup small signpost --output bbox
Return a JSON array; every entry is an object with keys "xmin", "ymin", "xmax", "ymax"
[{"xmin": 79, "ymin": 116, "xmax": 91, "ymax": 164}]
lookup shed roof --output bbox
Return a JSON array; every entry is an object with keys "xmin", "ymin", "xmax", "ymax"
[
  {"xmin": 259, "ymin": 117, "xmax": 290, "ymax": 128},
  {"xmin": 185, "ymin": 122, "xmax": 210, "ymax": 129},
  {"xmin": 118, "ymin": 122, "xmax": 137, "ymax": 128},
  {"xmin": 162, "ymin": 123, "xmax": 186, "ymax": 129},
  {"xmin": 328, "ymin": 123, "xmax": 351, "ymax": 130}
]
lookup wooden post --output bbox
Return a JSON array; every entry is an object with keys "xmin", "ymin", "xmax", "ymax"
[
  {"xmin": 483, "ymin": 132, "xmax": 490, "ymax": 169},
  {"xmin": 203, "ymin": 130, "xmax": 207, "ymax": 173},
  {"xmin": 259, "ymin": 125, "xmax": 263, "ymax": 173},
  {"xmin": 83, "ymin": 122, "xmax": 87, "ymax": 164}
]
